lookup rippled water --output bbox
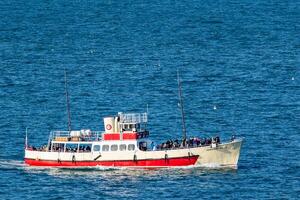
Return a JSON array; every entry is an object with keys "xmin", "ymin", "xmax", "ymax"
[{"xmin": 0, "ymin": 0, "xmax": 299, "ymax": 199}]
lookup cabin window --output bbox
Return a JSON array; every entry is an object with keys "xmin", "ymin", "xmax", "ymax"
[
  {"xmin": 119, "ymin": 144, "xmax": 126, "ymax": 151},
  {"xmin": 65, "ymin": 143, "xmax": 78, "ymax": 152},
  {"xmin": 93, "ymin": 145, "xmax": 101, "ymax": 152},
  {"xmin": 128, "ymin": 144, "xmax": 135, "ymax": 151},
  {"xmin": 111, "ymin": 144, "xmax": 118, "ymax": 151},
  {"xmin": 52, "ymin": 143, "xmax": 65, "ymax": 152},
  {"xmin": 79, "ymin": 143, "xmax": 92, "ymax": 152},
  {"xmin": 102, "ymin": 145, "xmax": 109, "ymax": 151}
]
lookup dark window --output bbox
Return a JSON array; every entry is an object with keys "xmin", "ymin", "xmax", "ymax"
[
  {"xmin": 79, "ymin": 143, "xmax": 92, "ymax": 152},
  {"xmin": 111, "ymin": 145, "xmax": 118, "ymax": 151},
  {"xmin": 119, "ymin": 144, "xmax": 126, "ymax": 151},
  {"xmin": 52, "ymin": 143, "xmax": 65, "ymax": 152},
  {"xmin": 93, "ymin": 145, "xmax": 101, "ymax": 152},
  {"xmin": 102, "ymin": 145, "xmax": 109, "ymax": 151},
  {"xmin": 128, "ymin": 144, "xmax": 135, "ymax": 151},
  {"xmin": 65, "ymin": 143, "xmax": 78, "ymax": 152}
]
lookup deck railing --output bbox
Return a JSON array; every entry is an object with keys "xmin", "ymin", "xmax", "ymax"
[
  {"xmin": 119, "ymin": 113, "xmax": 148, "ymax": 124},
  {"xmin": 50, "ymin": 130, "xmax": 103, "ymax": 141}
]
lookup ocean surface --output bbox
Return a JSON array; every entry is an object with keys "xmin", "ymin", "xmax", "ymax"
[{"xmin": 0, "ymin": 0, "xmax": 299, "ymax": 199}]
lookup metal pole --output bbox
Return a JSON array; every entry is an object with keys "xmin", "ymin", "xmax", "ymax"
[
  {"xmin": 177, "ymin": 70, "xmax": 187, "ymax": 144},
  {"xmin": 25, "ymin": 127, "xmax": 28, "ymax": 149},
  {"xmin": 64, "ymin": 69, "xmax": 72, "ymax": 132}
]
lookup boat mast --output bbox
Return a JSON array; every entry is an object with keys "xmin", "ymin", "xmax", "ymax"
[
  {"xmin": 25, "ymin": 127, "xmax": 28, "ymax": 149},
  {"xmin": 64, "ymin": 69, "xmax": 72, "ymax": 132},
  {"xmin": 177, "ymin": 70, "xmax": 187, "ymax": 144}
]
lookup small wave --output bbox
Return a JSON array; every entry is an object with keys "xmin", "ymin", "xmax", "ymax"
[
  {"xmin": 0, "ymin": 159, "xmax": 25, "ymax": 169},
  {"xmin": 197, "ymin": 163, "xmax": 238, "ymax": 170}
]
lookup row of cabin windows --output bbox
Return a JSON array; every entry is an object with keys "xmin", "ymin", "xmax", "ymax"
[
  {"xmin": 51, "ymin": 143, "xmax": 136, "ymax": 152},
  {"xmin": 93, "ymin": 144, "xmax": 135, "ymax": 152},
  {"xmin": 52, "ymin": 143, "xmax": 92, "ymax": 152}
]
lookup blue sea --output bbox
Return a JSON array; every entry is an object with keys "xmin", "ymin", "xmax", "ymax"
[{"xmin": 0, "ymin": 0, "xmax": 299, "ymax": 199}]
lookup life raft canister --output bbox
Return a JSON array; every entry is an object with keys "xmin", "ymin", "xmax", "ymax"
[{"xmin": 106, "ymin": 124, "xmax": 112, "ymax": 130}]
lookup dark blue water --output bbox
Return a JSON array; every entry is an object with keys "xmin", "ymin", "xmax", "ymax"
[{"xmin": 0, "ymin": 0, "xmax": 299, "ymax": 199}]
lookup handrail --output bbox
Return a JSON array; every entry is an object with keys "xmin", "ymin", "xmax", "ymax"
[
  {"xmin": 50, "ymin": 130, "xmax": 103, "ymax": 141},
  {"xmin": 119, "ymin": 113, "xmax": 148, "ymax": 123}
]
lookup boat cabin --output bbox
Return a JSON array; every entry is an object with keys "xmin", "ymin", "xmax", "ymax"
[{"xmin": 47, "ymin": 112, "xmax": 152, "ymax": 153}]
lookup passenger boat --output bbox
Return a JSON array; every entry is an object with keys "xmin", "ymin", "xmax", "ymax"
[
  {"xmin": 24, "ymin": 71, "xmax": 243, "ymax": 168},
  {"xmin": 24, "ymin": 112, "xmax": 243, "ymax": 168}
]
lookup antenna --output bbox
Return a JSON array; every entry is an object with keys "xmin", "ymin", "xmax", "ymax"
[
  {"xmin": 146, "ymin": 103, "xmax": 149, "ymax": 114},
  {"xmin": 25, "ymin": 127, "xmax": 28, "ymax": 149},
  {"xmin": 145, "ymin": 104, "xmax": 149, "ymax": 129},
  {"xmin": 64, "ymin": 69, "xmax": 72, "ymax": 132},
  {"xmin": 177, "ymin": 70, "xmax": 187, "ymax": 144}
]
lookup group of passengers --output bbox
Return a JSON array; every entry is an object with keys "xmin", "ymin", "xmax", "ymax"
[
  {"xmin": 28, "ymin": 144, "xmax": 92, "ymax": 153},
  {"xmin": 156, "ymin": 136, "xmax": 221, "ymax": 150},
  {"xmin": 27, "ymin": 145, "xmax": 48, "ymax": 151},
  {"xmin": 59, "ymin": 145, "xmax": 91, "ymax": 152}
]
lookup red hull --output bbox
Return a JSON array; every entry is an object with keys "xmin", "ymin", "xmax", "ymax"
[{"xmin": 25, "ymin": 156, "xmax": 198, "ymax": 168}]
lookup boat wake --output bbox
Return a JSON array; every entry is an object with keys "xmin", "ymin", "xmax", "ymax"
[
  {"xmin": 196, "ymin": 163, "xmax": 237, "ymax": 169},
  {"xmin": 0, "ymin": 159, "xmax": 26, "ymax": 170}
]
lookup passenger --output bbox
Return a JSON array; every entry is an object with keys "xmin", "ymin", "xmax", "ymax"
[
  {"xmin": 204, "ymin": 138, "xmax": 208, "ymax": 145},
  {"xmin": 231, "ymin": 135, "xmax": 235, "ymax": 141},
  {"xmin": 166, "ymin": 140, "xmax": 170, "ymax": 149},
  {"xmin": 176, "ymin": 139, "xmax": 180, "ymax": 148},
  {"xmin": 174, "ymin": 139, "xmax": 179, "ymax": 147},
  {"xmin": 151, "ymin": 142, "xmax": 156, "ymax": 151},
  {"xmin": 157, "ymin": 144, "xmax": 162, "ymax": 150},
  {"xmin": 193, "ymin": 137, "xmax": 198, "ymax": 147},
  {"xmin": 189, "ymin": 138, "xmax": 193, "ymax": 147},
  {"xmin": 207, "ymin": 138, "xmax": 212, "ymax": 145},
  {"xmin": 215, "ymin": 136, "xmax": 220, "ymax": 144},
  {"xmin": 180, "ymin": 139, "xmax": 186, "ymax": 148},
  {"xmin": 196, "ymin": 138, "xmax": 201, "ymax": 147},
  {"xmin": 86, "ymin": 146, "xmax": 91, "ymax": 152}
]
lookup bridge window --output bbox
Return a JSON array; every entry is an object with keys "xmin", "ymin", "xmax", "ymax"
[
  {"xmin": 128, "ymin": 144, "xmax": 135, "ymax": 151},
  {"xmin": 111, "ymin": 144, "xmax": 118, "ymax": 151},
  {"xmin": 123, "ymin": 124, "xmax": 129, "ymax": 130},
  {"xmin": 93, "ymin": 145, "xmax": 101, "ymax": 152},
  {"xmin": 102, "ymin": 145, "xmax": 109, "ymax": 151},
  {"xmin": 119, "ymin": 144, "xmax": 126, "ymax": 151}
]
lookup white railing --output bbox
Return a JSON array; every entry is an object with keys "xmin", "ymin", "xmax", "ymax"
[
  {"xmin": 50, "ymin": 130, "xmax": 103, "ymax": 141},
  {"xmin": 119, "ymin": 113, "xmax": 148, "ymax": 124}
]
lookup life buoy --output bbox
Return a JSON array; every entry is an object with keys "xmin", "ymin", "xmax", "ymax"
[{"xmin": 106, "ymin": 124, "xmax": 112, "ymax": 130}]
